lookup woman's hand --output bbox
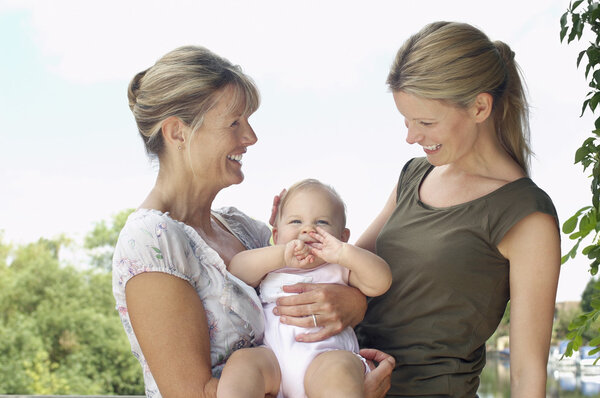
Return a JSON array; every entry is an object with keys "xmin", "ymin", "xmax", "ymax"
[
  {"xmin": 361, "ymin": 348, "xmax": 395, "ymax": 398},
  {"xmin": 269, "ymin": 189, "xmax": 286, "ymax": 226},
  {"xmin": 273, "ymin": 283, "xmax": 366, "ymax": 342}
]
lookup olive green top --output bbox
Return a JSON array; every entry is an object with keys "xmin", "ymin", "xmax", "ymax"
[{"xmin": 356, "ymin": 157, "xmax": 558, "ymax": 397}]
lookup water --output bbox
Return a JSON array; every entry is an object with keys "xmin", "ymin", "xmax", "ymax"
[{"xmin": 478, "ymin": 353, "xmax": 600, "ymax": 397}]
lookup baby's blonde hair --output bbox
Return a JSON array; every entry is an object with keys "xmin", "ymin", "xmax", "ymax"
[{"xmin": 276, "ymin": 179, "xmax": 347, "ymax": 227}]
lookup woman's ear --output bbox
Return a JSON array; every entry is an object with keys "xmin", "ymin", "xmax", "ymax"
[
  {"xmin": 272, "ymin": 227, "xmax": 278, "ymax": 244},
  {"xmin": 162, "ymin": 116, "xmax": 186, "ymax": 149},
  {"xmin": 471, "ymin": 93, "xmax": 493, "ymax": 123}
]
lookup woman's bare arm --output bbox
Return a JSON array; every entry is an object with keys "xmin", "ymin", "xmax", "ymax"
[
  {"xmin": 355, "ymin": 184, "xmax": 398, "ymax": 252},
  {"xmin": 498, "ymin": 212, "xmax": 560, "ymax": 398},
  {"xmin": 126, "ymin": 272, "xmax": 218, "ymax": 398}
]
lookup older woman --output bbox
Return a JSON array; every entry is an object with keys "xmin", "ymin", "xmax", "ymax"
[{"xmin": 112, "ymin": 46, "xmax": 393, "ymax": 398}]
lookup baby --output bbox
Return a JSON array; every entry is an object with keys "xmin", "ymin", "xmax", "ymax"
[{"xmin": 218, "ymin": 179, "xmax": 392, "ymax": 398}]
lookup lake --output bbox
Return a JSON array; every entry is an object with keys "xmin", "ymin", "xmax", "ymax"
[{"xmin": 478, "ymin": 353, "xmax": 600, "ymax": 397}]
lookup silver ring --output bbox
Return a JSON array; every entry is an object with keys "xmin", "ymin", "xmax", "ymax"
[{"xmin": 311, "ymin": 313, "xmax": 318, "ymax": 327}]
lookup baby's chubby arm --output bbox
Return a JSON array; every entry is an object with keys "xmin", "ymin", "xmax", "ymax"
[
  {"xmin": 309, "ymin": 227, "xmax": 392, "ymax": 297},
  {"xmin": 228, "ymin": 241, "xmax": 316, "ymax": 287}
]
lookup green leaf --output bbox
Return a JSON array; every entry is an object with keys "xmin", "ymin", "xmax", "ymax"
[
  {"xmin": 580, "ymin": 212, "xmax": 597, "ymax": 235},
  {"xmin": 590, "ymin": 347, "xmax": 600, "ymax": 356},
  {"xmin": 583, "ymin": 245, "xmax": 597, "ymax": 255},
  {"xmin": 576, "ymin": 145, "xmax": 592, "ymax": 162},
  {"xmin": 561, "ymin": 12, "xmax": 570, "ymax": 41},
  {"xmin": 569, "ymin": 14, "xmax": 582, "ymax": 43},
  {"xmin": 570, "ymin": 231, "xmax": 583, "ymax": 239},
  {"xmin": 592, "ymin": 5, "xmax": 600, "ymax": 22},
  {"xmin": 590, "ymin": 92, "xmax": 600, "ymax": 111},
  {"xmin": 583, "ymin": 136, "xmax": 596, "ymax": 146},
  {"xmin": 582, "ymin": 98, "xmax": 591, "ymax": 116},
  {"xmin": 567, "ymin": 330, "xmax": 579, "ymax": 339},
  {"xmin": 592, "ymin": 259, "xmax": 600, "ymax": 275},
  {"xmin": 561, "ymin": 10, "xmax": 569, "ymax": 28},
  {"xmin": 562, "ymin": 240, "xmax": 582, "ymax": 264},
  {"xmin": 591, "ymin": 298, "xmax": 600, "ymax": 309},
  {"xmin": 575, "ymin": 334, "xmax": 584, "ymax": 350},
  {"xmin": 578, "ymin": 49, "xmax": 587, "ymax": 66},
  {"xmin": 586, "ymin": 62, "xmax": 594, "ymax": 79},
  {"xmin": 563, "ymin": 214, "xmax": 580, "ymax": 233},
  {"xmin": 572, "ymin": 0, "xmax": 584, "ymax": 11},
  {"xmin": 588, "ymin": 245, "xmax": 600, "ymax": 259},
  {"xmin": 589, "ymin": 335, "xmax": 600, "ymax": 346},
  {"xmin": 572, "ymin": 314, "xmax": 589, "ymax": 328}
]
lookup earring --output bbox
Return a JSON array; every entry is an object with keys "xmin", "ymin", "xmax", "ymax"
[{"xmin": 178, "ymin": 145, "xmax": 183, "ymax": 151}]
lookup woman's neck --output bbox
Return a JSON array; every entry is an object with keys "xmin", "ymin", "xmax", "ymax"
[
  {"xmin": 141, "ymin": 171, "xmax": 220, "ymax": 232},
  {"xmin": 447, "ymin": 121, "xmax": 525, "ymax": 181}
]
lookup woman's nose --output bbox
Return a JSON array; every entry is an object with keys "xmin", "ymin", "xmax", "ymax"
[
  {"xmin": 242, "ymin": 122, "xmax": 258, "ymax": 146},
  {"xmin": 405, "ymin": 123, "xmax": 422, "ymax": 145}
]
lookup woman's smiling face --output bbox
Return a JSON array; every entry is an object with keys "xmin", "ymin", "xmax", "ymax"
[
  {"xmin": 189, "ymin": 85, "xmax": 258, "ymax": 188},
  {"xmin": 392, "ymin": 90, "xmax": 481, "ymax": 167}
]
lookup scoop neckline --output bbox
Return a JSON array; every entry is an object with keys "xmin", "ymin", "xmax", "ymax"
[
  {"xmin": 134, "ymin": 207, "xmax": 237, "ymax": 273},
  {"xmin": 415, "ymin": 165, "xmax": 531, "ymax": 211}
]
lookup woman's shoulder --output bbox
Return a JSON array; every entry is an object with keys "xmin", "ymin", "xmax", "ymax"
[
  {"xmin": 121, "ymin": 208, "xmax": 187, "ymax": 236},
  {"xmin": 396, "ymin": 157, "xmax": 431, "ymax": 196},
  {"xmin": 485, "ymin": 178, "xmax": 558, "ymax": 244},
  {"xmin": 113, "ymin": 209, "xmax": 196, "ymax": 291},
  {"xmin": 214, "ymin": 206, "xmax": 272, "ymax": 249},
  {"xmin": 490, "ymin": 178, "xmax": 556, "ymax": 213}
]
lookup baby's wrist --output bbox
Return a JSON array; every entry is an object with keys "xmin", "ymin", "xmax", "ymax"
[{"xmin": 338, "ymin": 242, "xmax": 347, "ymax": 265}]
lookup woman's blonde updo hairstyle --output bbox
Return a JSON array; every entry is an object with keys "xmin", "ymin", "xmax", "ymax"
[
  {"xmin": 387, "ymin": 22, "xmax": 531, "ymax": 174},
  {"xmin": 127, "ymin": 46, "xmax": 260, "ymax": 158}
]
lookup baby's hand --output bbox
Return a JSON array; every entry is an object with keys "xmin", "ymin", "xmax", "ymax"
[
  {"xmin": 284, "ymin": 239, "xmax": 316, "ymax": 269},
  {"xmin": 307, "ymin": 227, "xmax": 344, "ymax": 265}
]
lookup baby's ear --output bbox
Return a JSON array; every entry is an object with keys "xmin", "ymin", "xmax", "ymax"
[{"xmin": 341, "ymin": 228, "xmax": 350, "ymax": 243}]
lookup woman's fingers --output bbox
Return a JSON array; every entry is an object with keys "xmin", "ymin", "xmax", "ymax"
[
  {"xmin": 361, "ymin": 349, "xmax": 395, "ymax": 398},
  {"xmin": 359, "ymin": 348, "xmax": 395, "ymax": 367},
  {"xmin": 268, "ymin": 189, "xmax": 287, "ymax": 226},
  {"xmin": 275, "ymin": 302, "xmax": 317, "ymax": 318},
  {"xmin": 278, "ymin": 282, "xmax": 320, "ymax": 299},
  {"xmin": 274, "ymin": 283, "xmax": 343, "ymax": 341},
  {"xmin": 295, "ymin": 323, "xmax": 341, "ymax": 342},
  {"xmin": 274, "ymin": 283, "xmax": 365, "ymax": 343}
]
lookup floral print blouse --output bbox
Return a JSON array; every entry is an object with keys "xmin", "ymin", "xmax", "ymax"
[{"xmin": 112, "ymin": 206, "xmax": 271, "ymax": 398}]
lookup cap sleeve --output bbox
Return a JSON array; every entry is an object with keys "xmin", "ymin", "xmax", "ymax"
[
  {"xmin": 487, "ymin": 179, "xmax": 559, "ymax": 246},
  {"xmin": 112, "ymin": 210, "xmax": 195, "ymax": 293},
  {"xmin": 215, "ymin": 206, "xmax": 272, "ymax": 249}
]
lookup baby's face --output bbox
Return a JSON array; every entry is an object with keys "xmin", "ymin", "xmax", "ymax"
[{"xmin": 274, "ymin": 188, "xmax": 345, "ymax": 245}]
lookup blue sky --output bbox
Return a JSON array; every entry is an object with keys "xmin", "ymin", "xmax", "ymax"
[{"xmin": 0, "ymin": 0, "xmax": 594, "ymax": 302}]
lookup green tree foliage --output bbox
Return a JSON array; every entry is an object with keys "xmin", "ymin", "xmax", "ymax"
[
  {"xmin": 84, "ymin": 208, "xmax": 134, "ymax": 271},
  {"xmin": 560, "ymin": 0, "xmax": 600, "ymax": 357},
  {"xmin": 582, "ymin": 277, "xmax": 599, "ymax": 312},
  {"xmin": 0, "ymin": 234, "xmax": 144, "ymax": 394}
]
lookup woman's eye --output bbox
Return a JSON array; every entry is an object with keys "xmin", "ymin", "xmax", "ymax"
[
  {"xmin": 420, "ymin": 121, "xmax": 433, "ymax": 127},
  {"xmin": 230, "ymin": 120, "xmax": 239, "ymax": 127}
]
